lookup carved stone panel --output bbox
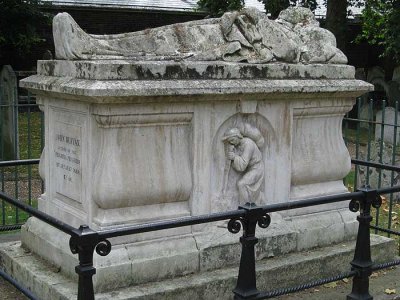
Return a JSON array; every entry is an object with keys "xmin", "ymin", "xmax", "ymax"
[
  {"xmin": 290, "ymin": 99, "xmax": 353, "ymax": 201},
  {"xmin": 212, "ymin": 113, "xmax": 276, "ymax": 211},
  {"xmin": 92, "ymin": 113, "xmax": 193, "ymax": 210}
]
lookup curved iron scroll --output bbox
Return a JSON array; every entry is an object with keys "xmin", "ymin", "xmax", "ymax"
[
  {"xmin": 69, "ymin": 236, "xmax": 112, "ymax": 257},
  {"xmin": 95, "ymin": 239, "xmax": 112, "ymax": 256},
  {"xmin": 349, "ymin": 195, "xmax": 382, "ymax": 213},
  {"xmin": 258, "ymin": 214, "xmax": 271, "ymax": 228},
  {"xmin": 372, "ymin": 195, "xmax": 383, "ymax": 209},
  {"xmin": 228, "ymin": 218, "xmax": 244, "ymax": 234},
  {"xmin": 227, "ymin": 211, "xmax": 271, "ymax": 234},
  {"xmin": 349, "ymin": 200, "xmax": 360, "ymax": 213}
]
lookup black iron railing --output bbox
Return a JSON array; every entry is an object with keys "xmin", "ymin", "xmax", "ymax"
[
  {"xmin": 1, "ymin": 184, "xmax": 400, "ymax": 300},
  {"xmin": 0, "ymin": 159, "xmax": 40, "ymax": 167},
  {"xmin": 343, "ymin": 98, "xmax": 400, "ymax": 244},
  {"xmin": 1, "ymin": 66, "xmax": 43, "ymax": 229}
]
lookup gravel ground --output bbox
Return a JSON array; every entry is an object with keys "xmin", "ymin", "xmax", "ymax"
[{"xmin": 1, "ymin": 178, "xmax": 43, "ymax": 202}]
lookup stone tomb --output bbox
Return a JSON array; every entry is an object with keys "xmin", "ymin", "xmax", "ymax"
[{"xmin": 2, "ymin": 7, "xmax": 392, "ymax": 300}]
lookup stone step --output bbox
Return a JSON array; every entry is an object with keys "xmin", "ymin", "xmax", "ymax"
[{"xmin": 0, "ymin": 235, "xmax": 396, "ymax": 300}]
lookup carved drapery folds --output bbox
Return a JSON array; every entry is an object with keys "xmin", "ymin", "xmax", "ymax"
[{"xmin": 53, "ymin": 7, "xmax": 346, "ymax": 64}]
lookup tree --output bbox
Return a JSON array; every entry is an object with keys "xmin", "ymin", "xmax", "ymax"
[
  {"xmin": 0, "ymin": 0, "xmax": 50, "ymax": 65},
  {"xmin": 359, "ymin": 0, "xmax": 400, "ymax": 63},
  {"xmin": 325, "ymin": 0, "xmax": 348, "ymax": 51},
  {"xmin": 197, "ymin": 0, "xmax": 244, "ymax": 17}
]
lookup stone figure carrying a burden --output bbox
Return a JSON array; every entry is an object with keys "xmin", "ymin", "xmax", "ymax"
[{"xmin": 222, "ymin": 128, "xmax": 264, "ymax": 204}]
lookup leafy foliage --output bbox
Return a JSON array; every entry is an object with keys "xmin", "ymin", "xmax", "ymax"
[
  {"xmin": 359, "ymin": 0, "xmax": 400, "ymax": 63},
  {"xmin": 0, "ymin": 0, "xmax": 50, "ymax": 57},
  {"xmin": 197, "ymin": 0, "xmax": 244, "ymax": 17}
]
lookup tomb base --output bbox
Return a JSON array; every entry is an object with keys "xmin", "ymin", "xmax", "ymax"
[
  {"xmin": 9, "ymin": 207, "xmax": 357, "ymax": 293},
  {"xmin": 0, "ymin": 233, "xmax": 396, "ymax": 300}
]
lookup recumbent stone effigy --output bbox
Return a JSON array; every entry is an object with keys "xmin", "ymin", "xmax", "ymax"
[
  {"xmin": 2, "ymin": 6, "xmax": 391, "ymax": 300},
  {"xmin": 53, "ymin": 7, "xmax": 347, "ymax": 64}
]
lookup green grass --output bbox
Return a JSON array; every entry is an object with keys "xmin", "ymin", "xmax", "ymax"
[
  {"xmin": 0, "ymin": 111, "xmax": 42, "ymax": 228},
  {"xmin": 344, "ymin": 170, "xmax": 356, "ymax": 190},
  {"xmin": 18, "ymin": 111, "xmax": 43, "ymax": 160},
  {"xmin": 0, "ymin": 204, "xmax": 31, "ymax": 225}
]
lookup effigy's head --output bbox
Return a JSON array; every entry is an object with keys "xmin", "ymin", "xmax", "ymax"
[{"xmin": 277, "ymin": 6, "xmax": 319, "ymax": 27}]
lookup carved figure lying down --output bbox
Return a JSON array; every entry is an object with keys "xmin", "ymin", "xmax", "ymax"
[{"xmin": 53, "ymin": 6, "xmax": 347, "ymax": 64}]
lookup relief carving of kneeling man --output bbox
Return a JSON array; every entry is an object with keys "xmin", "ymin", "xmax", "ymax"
[{"xmin": 222, "ymin": 128, "xmax": 264, "ymax": 204}]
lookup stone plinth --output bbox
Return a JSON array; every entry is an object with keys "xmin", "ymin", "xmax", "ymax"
[
  {"xmin": 21, "ymin": 60, "xmax": 371, "ymax": 226},
  {"xmin": 17, "ymin": 59, "xmax": 373, "ymax": 293}
]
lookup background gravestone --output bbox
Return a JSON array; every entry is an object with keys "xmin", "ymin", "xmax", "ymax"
[
  {"xmin": 0, "ymin": 65, "xmax": 19, "ymax": 160},
  {"xmin": 358, "ymin": 101, "xmax": 373, "ymax": 129},
  {"xmin": 357, "ymin": 107, "xmax": 400, "ymax": 201},
  {"xmin": 357, "ymin": 140, "xmax": 400, "ymax": 201},
  {"xmin": 375, "ymin": 107, "xmax": 400, "ymax": 145}
]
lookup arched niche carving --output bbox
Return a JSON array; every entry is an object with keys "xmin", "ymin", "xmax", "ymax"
[{"xmin": 211, "ymin": 113, "xmax": 277, "ymax": 212}]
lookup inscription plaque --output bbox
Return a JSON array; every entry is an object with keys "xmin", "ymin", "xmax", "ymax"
[{"xmin": 53, "ymin": 121, "xmax": 82, "ymax": 202}]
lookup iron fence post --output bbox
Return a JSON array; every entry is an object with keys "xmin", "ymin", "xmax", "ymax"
[
  {"xmin": 69, "ymin": 225, "xmax": 112, "ymax": 300},
  {"xmin": 70, "ymin": 225, "xmax": 97, "ymax": 300},
  {"xmin": 228, "ymin": 202, "xmax": 271, "ymax": 300},
  {"xmin": 347, "ymin": 186, "xmax": 382, "ymax": 300}
]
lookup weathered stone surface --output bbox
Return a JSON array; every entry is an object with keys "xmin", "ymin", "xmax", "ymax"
[
  {"xmin": 375, "ymin": 107, "xmax": 400, "ymax": 145},
  {"xmin": 53, "ymin": 7, "xmax": 347, "ymax": 64},
  {"xmin": 21, "ymin": 75, "xmax": 369, "ymax": 102},
  {"xmin": 18, "ymin": 55, "xmax": 372, "ymax": 293},
  {"xmin": 0, "ymin": 65, "xmax": 19, "ymax": 160},
  {"xmin": 16, "ymin": 7, "xmax": 375, "ymax": 297},
  {"xmin": 19, "ymin": 206, "xmax": 359, "ymax": 293},
  {"xmin": 36, "ymin": 60, "xmax": 356, "ymax": 80},
  {"xmin": 358, "ymin": 101, "xmax": 373, "ymax": 129}
]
